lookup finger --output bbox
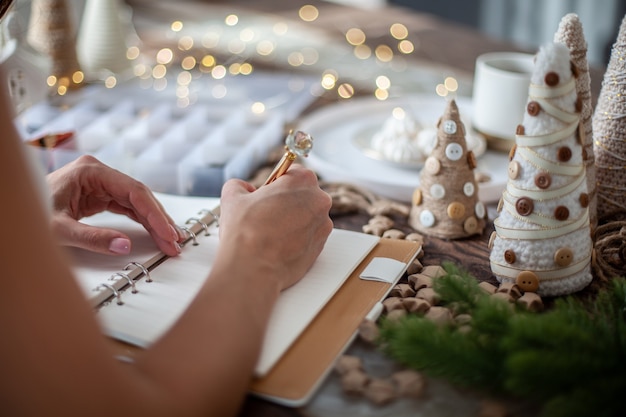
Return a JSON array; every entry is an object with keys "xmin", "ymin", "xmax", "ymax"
[
  {"xmin": 108, "ymin": 188, "xmax": 184, "ymax": 246},
  {"xmin": 221, "ymin": 178, "xmax": 256, "ymax": 200},
  {"xmin": 53, "ymin": 216, "xmax": 132, "ymax": 256}
]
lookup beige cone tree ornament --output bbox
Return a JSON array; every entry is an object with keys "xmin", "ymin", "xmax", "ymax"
[
  {"xmin": 408, "ymin": 98, "xmax": 487, "ymax": 239},
  {"xmin": 592, "ymin": 14, "xmax": 626, "ymax": 220},
  {"xmin": 489, "ymin": 43, "xmax": 593, "ymax": 297},
  {"xmin": 27, "ymin": 0, "xmax": 83, "ymax": 91},
  {"xmin": 554, "ymin": 13, "xmax": 597, "ymax": 230},
  {"xmin": 77, "ymin": 0, "xmax": 132, "ymax": 79}
]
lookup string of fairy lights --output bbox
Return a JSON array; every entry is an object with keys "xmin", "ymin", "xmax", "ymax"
[{"xmin": 46, "ymin": 4, "xmax": 459, "ymax": 109}]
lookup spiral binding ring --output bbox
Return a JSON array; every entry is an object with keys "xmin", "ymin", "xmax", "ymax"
[
  {"xmin": 98, "ymin": 283, "xmax": 124, "ymax": 305},
  {"xmin": 180, "ymin": 226, "xmax": 199, "ymax": 246},
  {"xmin": 186, "ymin": 217, "xmax": 210, "ymax": 236},
  {"xmin": 110, "ymin": 272, "xmax": 137, "ymax": 294},
  {"xmin": 198, "ymin": 209, "xmax": 219, "ymax": 227},
  {"xmin": 125, "ymin": 261, "xmax": 152, "ymax": 283}
]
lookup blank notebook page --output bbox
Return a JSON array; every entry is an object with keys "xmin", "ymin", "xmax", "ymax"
[{"xmin": 68, "ymin": 193, "xmax": 379, "ymax": 377}]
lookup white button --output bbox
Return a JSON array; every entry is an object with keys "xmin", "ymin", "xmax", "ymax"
[
  {"xmin": 443, "ymin": 120, "xmax": 457, "ymax": 134},
  {"xmin": 424, "ymin": 156, "xmax": 441, "ymax": 175},
  {"xmin": 463, "ymin": 182, "xmax": 475, "ymax": 197},
  {"xmin": 430, "ymin": 184, "xmax": 446, "ymax": 199},
  {"xmin": 445, "ymin": 143, "xmax": 463, "ymax": 161},
  {"xmin": 475, "ymin": 201, "xmax": 486, "ymax": 218},
  {"xmin": 420, "ymin": 210, "xmax": 435, "ymax": 227}
]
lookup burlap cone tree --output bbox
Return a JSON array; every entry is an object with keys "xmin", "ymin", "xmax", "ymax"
[
  {"xmin": 592, "ymin": 14, "xmax": 626, "ymax": 220},
  {"xmin": 408, "ymin": 99, "xmax": 487, "ymax": 239},
  {"xmin": 489, "ymin": 43, "xmax": 593, "ymax": 297},
  {"xmin": 554, "ymin": 13, "xmax": 597, "ymax": 230},
  {"xmin": 27, "ymin": 0, "xmax": 83, "ymax": 89}
]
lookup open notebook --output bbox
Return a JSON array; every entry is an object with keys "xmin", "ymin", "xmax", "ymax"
[
  {"xmin": 69, "ymin": 192, "xmax": 421, "ymax": 405},
  {"xmin": 68, "ymin": 192, "xmax": 380, "ymax": 377}
]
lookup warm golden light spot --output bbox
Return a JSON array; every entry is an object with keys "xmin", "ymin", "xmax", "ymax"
[
  {"xmin": 104, "ymin": 76, "xmax": 117, "ymax": 88},
  {"xmin": 178, "ymin": 36, "xmax": 194, "ymax": 50},
  {"xmin": 239, "ymin": 63, "xmax": 253, "ymax": 75},
  {"xmin": 133, "ymin": 64, "xmax": 147, "ymax": 77},
  {"xmin": 392, "ymin": 107, "xmax": 405, "ymax": 119},
  {"xmin": 398, "ymin": 39, "xmax": 414, "ymax": 54},
  {"xmin": 156, "ymin": 48, "xmax": 173, "ymax": 64},
  {"xmin": 376, "ymin": 75, "xmax": 391, "ymax": 90},
  {"xmin": 152, "ymin": 64, "xmax": 167, "ymax": 79},
  {"xmin": 299, "ymin": 5, "xmax": 319, "ymax": 22},
  {"xmin": 390, "ymin": 23, "xmax": 408, "ymax": 40},
  {"xmin": 435, "ymin": 84, "xmax": 448, "ymax": 96},
  {"xmin": 375, "ymin": 88, "xmax": 389, "ymax": 100},
  {"xmin": 337, "ymin": 83, "xmax": 355, "ymax": 99},
  {"xmin": 229, "ymin": 63, "xmax": 241, "ymax": 75},
  {"xmin": 177, "ymin": 71, "xmax": 192, "ymax": 85},
  {"xmin": 288, "ymin": 52, "xmax": 304, "ymax": 67},
  {"xmin": 171, "ymin": 21, "xmax": 183, "ymax": 32},
  {"xmin": 57, "ymin": 85, "xmax": 67, "ymax": 95},
  {"xmin": 256, "ymin": 40, "xmax": 275, "ymax": 56},
  {"xmin": 251, "ymin": 101, "xmax": 265, "ymax": 114},
  {"xmin": 225, "ymin": 14, "xmax": 239, "ymax": 26},
  {"xmin": 126, "ymin": 46, "xmax": 140, "ymax": 60},
  {"xmin": 181, "ymin": 56, "xmax": 196, "ymax": 70},
  {"xmin": 345, "ymin": 28, "xmax": 366, "ymax": 46},
  {"xmin": 444, "ymin": 76, "xmax": 458, "ymax": 92},
  {"xmin": 72, "ymin": 71, "xmax": 84, "ymax": 84},
  {"xmin": 212, "ymin": 65, "xmax": 226, "ymax": 79},
  {"xmin": 46, "ymin": 75, "xmax": 57, "ymax": 86},
  {"xmin": 375, "ymin": 45, "xmax": 393, "ymax": 62},
  {"xmin": 321, "ymin": 73, "xmax": 337, "ymax": 90},
  {"xmin": 201, "ymin": 55, "xmax": 216, "ymax": 67},
  {"xmin": 353, "ymin": 44, "xmax": 371, "ymax": 59}
]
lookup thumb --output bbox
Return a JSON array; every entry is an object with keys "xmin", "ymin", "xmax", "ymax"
[{"xmin": 53, "ymin": 216, "xmax": 132, "ymax": 255}]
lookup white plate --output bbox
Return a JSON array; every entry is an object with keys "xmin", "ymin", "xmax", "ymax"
[{"xmin": 300, "ymin": 94, "xmax": 509, "ymax": 203}]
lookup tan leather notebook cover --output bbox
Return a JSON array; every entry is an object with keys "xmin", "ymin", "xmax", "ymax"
[{"xmin": 249, "ymin": 238, "xmax": 421, "ymax": 406}]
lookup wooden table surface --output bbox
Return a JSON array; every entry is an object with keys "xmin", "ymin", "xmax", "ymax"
[{"xmin": 125, "ymin": 1, "xmax": 607, "ymax": 415}]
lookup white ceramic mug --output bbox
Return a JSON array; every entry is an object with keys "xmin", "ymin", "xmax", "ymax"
[{"xmin": 472, "ymin": 52, "xmax": 534, "ymax": 151}]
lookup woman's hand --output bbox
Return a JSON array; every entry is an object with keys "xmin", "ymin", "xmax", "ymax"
[
  {"xmin": 218, "ymin": 164, "xmax": 333, "ymax": 290},
  {"xmin": 46, "ymin": 155, "xmax": 183, "ymax": 256}
]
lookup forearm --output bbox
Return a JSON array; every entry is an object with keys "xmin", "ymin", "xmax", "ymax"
[{"xmin": 132, "ymin": 242, "xmax": 282, "ymax": 416}]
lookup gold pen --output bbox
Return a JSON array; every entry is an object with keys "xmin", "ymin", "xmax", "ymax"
[{"xmin": 264, "ymin": 130, "xmax": 314, "ymax": 185}]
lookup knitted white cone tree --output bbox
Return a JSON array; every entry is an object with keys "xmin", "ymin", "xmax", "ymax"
[
  {"xmin": 593, "ymin": 14, "xmax": 626, "ymax": 220},
  {"xmin": 489, "ymin": 43, "xmax": 593, "ymax": 297},
  {"xmin": 408, "ymin": 99, "xmax": 487, "ymax": 239},
  {"xmin": 554, "ymin": 13, "xmax": 597, "ymax": 230}
]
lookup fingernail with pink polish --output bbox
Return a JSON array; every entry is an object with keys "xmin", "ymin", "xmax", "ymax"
[{"xmin": 109, "ymin": 238, "xmax": 131, "ymax": 255}]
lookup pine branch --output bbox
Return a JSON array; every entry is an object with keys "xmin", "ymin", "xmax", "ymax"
[{"xmin": 379, "ymin": 266, "xmax": 626, "ymax": 416}]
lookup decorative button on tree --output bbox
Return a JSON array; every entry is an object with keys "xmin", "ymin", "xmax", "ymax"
[
  {"xmin": 489, "ymin": 43, "xmax": 593, "ymax": 297},
  {"xmin": 408, "ymin": 99, "xmax": 487, "ymax": 239},
  {"xmin": 554, "ymin": 13, "xmax": 597, "ymax": 230}
]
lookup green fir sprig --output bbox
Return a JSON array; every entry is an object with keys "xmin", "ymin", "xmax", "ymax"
[{"xmin": 379, "ymin": 262, "xmax": 626, "ymax": 417}]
